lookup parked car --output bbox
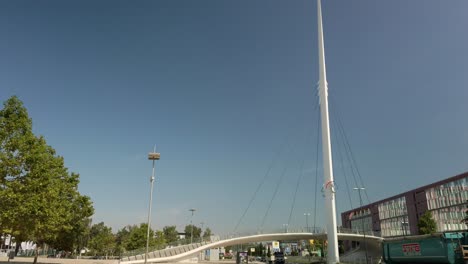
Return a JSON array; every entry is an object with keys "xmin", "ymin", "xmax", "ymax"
[{"xmin": 273, "ymin": 252, "xmax": 285, "ymax": 264}]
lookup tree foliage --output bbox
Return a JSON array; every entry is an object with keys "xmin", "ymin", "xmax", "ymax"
[
  {"xmin": 184, "ymin": 225, "xmax": 201, "ymax": 241},
  {"xmin": 254, "ymin": 243, "xmax": 264, "ymax": 257},
  {"xmin": 123, "ymin": 224, "xmax": 148, "ymax": 251},
  {"xmin": 203, "ymin": 227, "xmax": 212, "ymax": 239},
  {"xmin": 116, "ymin": 225, "xmax": 135, "ymax": 255},
  {"xmin": 163, "ymin": 226, "xmax": 179, "ymax": 243},
  {"xmin": 0, "ymin": 96, "xmax": 94, "ymax": 256},
  {"xmin": 417, "ymin": 211, "xmax": 437, "ymax": 234},
  {"xmin": 154, "ymin": 230, "xmax": 166, "ymax": 246},
  {"xmin": 88, "ymin": 222, "xmax": 115, "ymax": 256},
  {"xmin": 123, "ymin": 223, "xmax": 164, "ymax": 251}
]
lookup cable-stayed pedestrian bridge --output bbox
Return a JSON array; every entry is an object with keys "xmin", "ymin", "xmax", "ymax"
[{"xmin": 120, "ymin": 229, "xmax": 383, "ymax": 263}]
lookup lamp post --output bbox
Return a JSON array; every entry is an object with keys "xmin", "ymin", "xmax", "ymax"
[
  {"xmin": 200, "ymin": 222, "xmax": 204, "ymax": 242},
  {"xmin": 189, "ymin": 208, "xmax": 196, "ymax": 244},
  {"xmin": 304, "ymin": 213, "xmax": 311, "ymax": 232},
  {"xmin": 353, "ymin": 187, "xmax": 368, "ymax": 264},
  {"xmin": 145, "ymin": 148, "xmax": 160, "ymax": 264}
]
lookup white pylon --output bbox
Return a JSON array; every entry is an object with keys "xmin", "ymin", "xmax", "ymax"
[{"xmin": 316, "ymin": 0, "xmax": 340, "ymax": 263}]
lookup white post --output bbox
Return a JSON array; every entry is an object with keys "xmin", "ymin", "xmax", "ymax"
[
  {"xmin": 316, "ymin": 0, "xmax": 339, "ymax": 263},
  {"xmin": 145, "ymin": 148, "xmax": 160, "ymax": 264},
  {"xmin": 145, "ymin": 160, "xmax": 155, "ymax": 264},
  {"xmin": 189, "ymin": 209, "xmax": 196, "ymax": 244}
]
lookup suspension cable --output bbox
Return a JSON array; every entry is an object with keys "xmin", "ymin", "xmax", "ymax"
[
  {"xmin": 258, "ymin": 118, "xmax": 309, "ymax": 231},
  {"xmin": 330, "ymin": 109, "xmax": 354, "ymax": 209},
  {"xmin": 334, "ymin": 110, "xmax": 360, "ymax": 192},
  {"xmin": 287, "ymin": 130, "xmax": 312, "ymax": 227},
  {"xmin": 333, "ymin": 103, "xmax": 370, "ymax": 203},
  {"xmin": 232, "ymin": 135, "xmax": 290, "ymax": 233},
  {"xmin": 327, "ymin": 98, "xmax": 362, "ymax": 199},
  {"xmin": 259, "ymin": 162, "xmax": 289, "ymax": 231}
]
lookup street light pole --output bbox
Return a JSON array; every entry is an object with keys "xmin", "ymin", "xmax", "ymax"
[
  {"xmin": 353, "ymin": 187, "xmax": 368, "ymax": 264},
  {"xmin": 304, "ymin": 213, "xmax": 311, "ymax": 232},
  {"xmin": 189, "ymin": 209, "xmax": 196, "ymax": 244},
  {"xmin": 200, "ymin": 222, "xmax": 204, "ymax": 242},
  {"xmin": 145, "ymin": 148, "xmax": 160, "ymax": 264}
]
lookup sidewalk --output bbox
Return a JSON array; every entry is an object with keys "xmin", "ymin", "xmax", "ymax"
[{"xmin": 0, "ymin": 257, "xmax": 118, "ymax": 264}]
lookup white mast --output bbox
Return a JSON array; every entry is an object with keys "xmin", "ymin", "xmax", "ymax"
[{"xmin": 316, "ymin": 0, "xmax": 339, "ymax": 263}]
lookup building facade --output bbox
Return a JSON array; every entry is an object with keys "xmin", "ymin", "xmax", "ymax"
[{"xmin": 341, "ymin": 172, "xmax": 468, "ymax": 238}]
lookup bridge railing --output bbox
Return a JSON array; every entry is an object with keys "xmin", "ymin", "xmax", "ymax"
[
  {"xmin": 121, "ymin": 228, "xmax": 381, "ymax": 258},
  {"xmin": 337, "ymin": 227, "xmax": 381, "ymax": 237},
  {"xmin": 218, "ymin": 227, "xmax": 381, "ymax": 240},
  {"xmin": 120, "ymin": 236, "xmax": 219, "ymax": 258},
  {"xmin": 217, "ymin": 227, "xmax": 326, "ymax": 240}
]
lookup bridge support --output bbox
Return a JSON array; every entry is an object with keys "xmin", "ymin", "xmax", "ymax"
[{"xmin": 316, "ymin": 0, "xmax": 339, "ymax": 263}]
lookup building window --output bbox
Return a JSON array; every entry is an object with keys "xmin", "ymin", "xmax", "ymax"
[
  {"xmin": 378, "ymin": 197, "xmax": 409, "ymax": 237},
  {"xmin": 425, "ymin": 177, "xmax": 467, "ymax": 232}
]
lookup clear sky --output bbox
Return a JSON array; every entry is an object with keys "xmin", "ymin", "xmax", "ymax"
[{"xmin": 1, "ymin": 0, "xmax": 467, "ymax": 235}]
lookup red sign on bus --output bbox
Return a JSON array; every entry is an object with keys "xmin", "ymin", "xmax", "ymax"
[{"xmin": 402, "ymin": 243, "xmax": 421, "ymax": 256}]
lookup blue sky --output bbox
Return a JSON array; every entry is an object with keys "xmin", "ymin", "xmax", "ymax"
[{"xmin": 1, "ymin": 0, "xmax": 467, "ymax": 235}]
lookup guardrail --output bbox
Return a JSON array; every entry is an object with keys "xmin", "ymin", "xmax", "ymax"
[
  {"xmin": 121, "ymin": 237, "xmax": 218, "ymax": 258},
  {"xmin": 121, "ymin": 227, "xmax": 382, "ymax": 259}
]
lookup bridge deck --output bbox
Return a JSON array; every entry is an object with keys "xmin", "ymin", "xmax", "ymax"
[{"xmin": 121, "ymin": 232, "xmax": 383, "ymax": 264}]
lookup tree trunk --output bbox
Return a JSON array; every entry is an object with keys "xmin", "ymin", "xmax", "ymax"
[
  {"xmin": 14, "ymin": 241, "xmax": 20, "ymax": 256},
  {"xmin": 33, "ymin": 247, "xmax": 38, "ymax": 264}
]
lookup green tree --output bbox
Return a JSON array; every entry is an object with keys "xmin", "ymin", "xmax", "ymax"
[
  {"xmin": 154, "ymin": 230, "xmax": 166, "ymax": 246},
  {"xmin": 163, "ymin": 226, "xmax": 179, "ymax": 243},
  {"xmin": 50, "ymin": 193, "xmax": 94, "ymax": 253},
  {"xmin": 255, "ymin": 243, "xmax": 264, "ymax": 257},
  {"xmin": 202, "ymin": 227, "xmax": 212, "ymax": 240},
  {"xmin": 124, "ymin": 224, "xmax": 149, "ymax": 251},
  {"xmin": 0, "ymin": 96, "xmax": 94, "ymax": 263},
  {"xmin": 123, "ymin": 223, "xmax": 165, "ymax": 251},
  {"xmin": 184, "ymin": 225, "xmax": 201, "ymax": 241},
  {"xmin": 116, "ymin": 225, "xmax": 135, "ymax": 255},
  {"xmin": 417, "ymin": 211, "xmax": 437, "ymax": 234},
  {"xmin": 0, "ymin": 96, "xmax": 37, "ymax": 237},
  {"xmin": 88, "ymin": 222, "xmax": 116, "ymax": 258}
]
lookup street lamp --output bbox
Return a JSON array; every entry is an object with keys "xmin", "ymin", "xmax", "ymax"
[
  {"xmin": 304, "ymin": 213, "xmax": 311, "ymax": 232},
  {"xmin": 200, "ymin": 222, "xmax": 204, "ymax": 242},
  {"xmin": 145, "ymin": 148, "xmax": 160, "ymax": 264},
  {"xmin": 353, "ymin": 187, "xmax": 368, "ymax": 264},
  {"xmin": 189, "ymin": 208, "xmax": 196, "ymax": 244}
]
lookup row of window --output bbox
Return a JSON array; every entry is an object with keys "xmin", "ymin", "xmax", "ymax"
[
  {"xmin": 350, "ymin": 216, "xmax": 372, "ymax": 232},
  {"xmin": 378, "ymin": 196, "xmax": 408, "ymax": 220},
  {"xmin": 379, "ymin": 215, "xmax": 409, "ymax": 237},
  {"xmin": 430, "ymin": 205, "xmax": 466, "ymax": 232},
  {"xmin": 426, "ymin": 178, "xmax": 468, "ymax": 210},
  {"xmin": 349, "ymin": 208, "xmax": 371, "ymax": 220},
  {"xmin": 427, "ymin": 196, "xmax": 467, "ymax": 210}
]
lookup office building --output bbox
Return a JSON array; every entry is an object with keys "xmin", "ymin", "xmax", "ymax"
[{"xmin": 341, "ymin": 171, "xmax": 468, "ymax": 237}]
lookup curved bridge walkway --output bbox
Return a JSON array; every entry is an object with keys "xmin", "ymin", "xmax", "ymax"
[{"xmin": 121, "ymin": 230, "xmax": 383, "ymax": 264}]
